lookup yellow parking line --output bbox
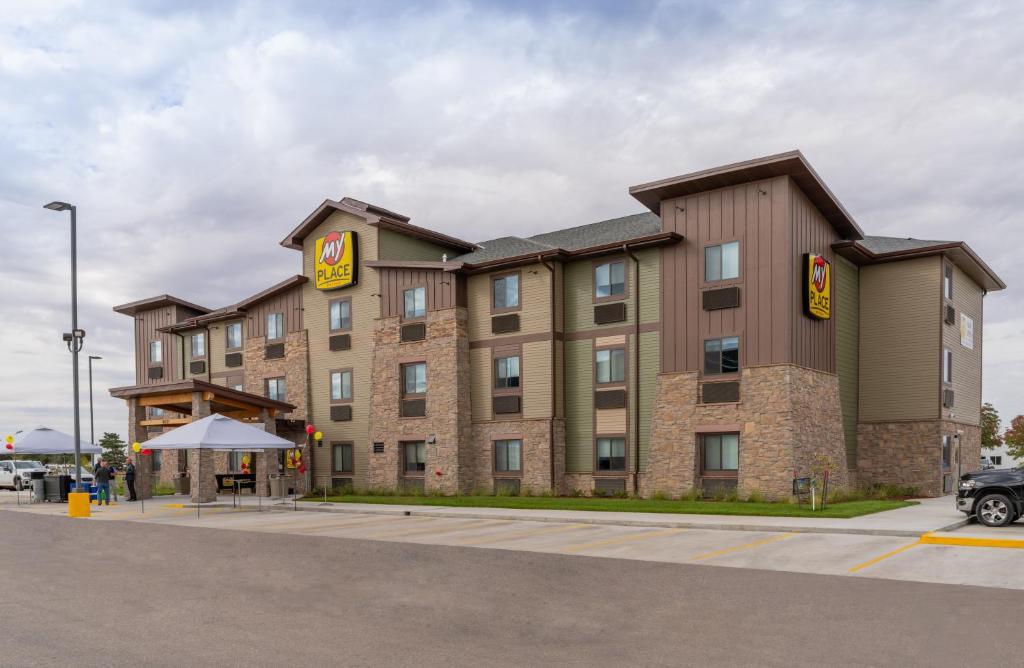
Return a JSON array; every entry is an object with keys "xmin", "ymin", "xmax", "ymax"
[
  {"xmin": 690, "ymin": 532, "xmax": 798, "ymax": 562},
  {"xmin": 561, "ymin": 527, "xmax": 686, "ymax": 553},
  {"xmin": 848, "ymin": 541, "xmax": 920, "ymax": 573},
  {"xmin": 455, "ymin": 522, "xmax": 591, "ymax": 546},
  {"xmin": 370, "ymin": 519, "xmax": 505, "ymax": 540},
  {"xmin": 282, "ymin": 516, "xmax": 404, "ymax": 534},
  {"xmin": 919, "ymin": 532, "xmax": 1024, "ymax": 549}
]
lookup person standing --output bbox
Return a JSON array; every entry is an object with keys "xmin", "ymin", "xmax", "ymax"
[
  {"xmin": 94, "ymin": 460, "xmax": 112, "ymax": 506},
  {"xmin": 125, "ymin": 458, "xmax": 137, "ymax": 502}
]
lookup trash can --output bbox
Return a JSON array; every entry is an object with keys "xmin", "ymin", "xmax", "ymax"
[
  {"xmin": 32, "ymin": 478, "xmax": 45, "ymax": 503},
  {"xmin": 173, "ymin": 473, "xmax": 191, "ymax": 495},
  {"xmin": 269, "ymin": 474, "xmax": 283, "ymax": 499}
]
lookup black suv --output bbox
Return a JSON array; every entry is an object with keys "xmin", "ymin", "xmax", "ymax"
[{"xmin": 957, "ymin": 468, "xmax": 1024, "ymax": 527}]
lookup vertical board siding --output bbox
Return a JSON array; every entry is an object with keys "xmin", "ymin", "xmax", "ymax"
[
  {"xmin": 135, "ymin": 306, "xmax": 179, "ymax": 385},
  {"xmin": 379, "ymin": 268, "xmax": 461, "ymax": 317},
  {"xmin": 944, "ymin": 263, "xmax": 984, "ymax": 426},
  {"xmin": 659, "ymin": 176, "xmax": 796, "ymax": 373},
  {"xmin": 789, "ymin": 183, "xmax": 838, "ymax": 373},
  {"xmin": 835, "ymin": 256, "xmax": 859, "ymax": 467},
  {"xmin": 858, "ymin": 256, "xmax": 940, "ymax": 422},
  {"xmin": 564, "ymin": 339, "xmax": 594, "ymax": 472},
  {"xmin": 246, "ymin": 286, "xmax": 304, "ymax": 339}
]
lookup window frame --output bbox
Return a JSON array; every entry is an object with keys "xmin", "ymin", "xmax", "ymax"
[
  {"xmin": 942, "ymin": 348, "xmax": 953, "ymax": 385},
  {"xmin": 593, "ymin": 435, "xmax": 628, "ymax": 474},
  {"xmin": 941, "ymin": 434, "xmax": 952, "ymax": 471},
  {"xmin": 490, "ymin": 270, "xmax": 522, "ymax": 314},
  {"xmin": 702, "ymin": 239, "xmax": 742, "ymax": 284},
  {"xmin": 265, "ymin": 376, "xmax": 286, "ymax": 402},
  {"xmin": 944, "ymin": 263, "xmax": 954, "ymax": 301},
  {"xmin": 402, "ymin": 285, "xmax": 428, "ymax": 321},
  {"xmin": 331, "ymin": 441, "xmax": 354, "ymax": 474},
  {"xmin": 703, "ymin": 335, "xmax": 741, "ymax": 377},
  {"xmin": 401, "ymin": 440, "xmax": 427, "ymax": 477},
  {"xmin": 492, "ymin": 437, "xmax": 523, "ymax": 477},
  {"xmin": 594, "ymin": 345, "xmax": 627, "ymax": 387},
  {"xmin": 700, "ymin": 433, "xmax": 740, "ymax": 478},
  {"xmin": 190, "ymin": 332, "xmax": 206, "ymax": 360},
  {"xmin": 151, "ymin": 449, "xmax": 163, "ymax": 473},
  {"xmin": 491, "ymin": 345, "xmax": 523, "ymax": 396},
  {"xmin": 328, "ymin": 297, "xmax": 352, "ymax": 333},
  {"xmin": 400, "ymin": 361, "xmax": 428, "ymax": 398},
  {"xmin": 148, "ymin": 340, "xmax": 162, "ymax": 366},
  {"xmin": 225, "ymin": 321, "xmax": 244, "ymax": 351},
  {"xmin": 592, "ymin": 257, "xmax": 629, "ymax": 303},
  {"xmin": 329, "ymin": 368, "xmax": 354, "ymax": 404},
  {"xmin": 266, "ymin": 312, "xmax": 285, "ymax": 342}
]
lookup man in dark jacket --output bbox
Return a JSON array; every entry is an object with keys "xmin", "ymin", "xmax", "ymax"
[
  {"xmin": 125, "ymin": 458, "xmax": 137, "ymax": 502},
  {"xmin": 94, "ymin": 460, "xmax": 112, "ymax": 506}
]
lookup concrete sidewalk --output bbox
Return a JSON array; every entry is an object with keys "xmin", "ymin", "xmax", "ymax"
[{"xmin": 290, "ymin": 495, "xmax": 968, "ymax": 537}]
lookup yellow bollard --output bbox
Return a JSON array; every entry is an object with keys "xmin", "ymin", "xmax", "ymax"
[{"xmin": 68, "ymin": 492, "xmax": 91, "ymax": 518}]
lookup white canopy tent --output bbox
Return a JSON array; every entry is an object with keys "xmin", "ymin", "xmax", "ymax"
[{"xmin": 6, "ymin": 427, "xmax": 101, "ymax": 455}]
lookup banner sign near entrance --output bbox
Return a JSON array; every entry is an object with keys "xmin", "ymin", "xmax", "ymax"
[
  {"xmin": 314, "ymin": 230, "xmax": 358, "ymax": 290},
  {"xmin": 802, "ymin": 253, "xmax": 831, "ymax": 320}
]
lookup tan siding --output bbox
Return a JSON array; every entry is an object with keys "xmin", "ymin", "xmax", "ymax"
[
  {"xmin": 789, "ymin": 183, "xmax": 839, "ymax": 373},
  {"xmin": 522, "ymin": 340, "xmax": 552, "ymax": 419},
  {"xmin": 303, "ymin": 211, "xmax": 380, "ymax": 488},
  {"xmin": 564, "ymin": 339, "xmax": 593, "ymax": 472},
  {"xmin": 181, "ymin": 327, "xmax": 208, "ymax": 381},
  {"xmin": 859, "ymin": 256, "xmax": 940, "ymax": 422},
  {"xmin": 467, "ymin": 263, "xmax": 550, "ymax": 342},
  {"xmin": 944, "ymin": 263, "xmax": 984, "ymax": 425},
  {"xmin": 595, "ymin": 408, "xmax": 627, "ymax": 433},
  {"xmin": 835, "ymin": 256, "xmax": 859, "ymax": 466},
  {"xmin": 554, "ymin": 340, "xmax": 564, "ymax": 419},
  {"xmin": 470, "ymin": 347, "xmax": 492, "ymax": 422}
]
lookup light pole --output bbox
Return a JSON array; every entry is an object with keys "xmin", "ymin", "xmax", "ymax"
[
  {"xmin": 88, "ymin": 355, "xmax": 102, "ymax": 455},
  {"xmin": 44, "ymin": 201, "xmax": 85, "ymax": 491}
]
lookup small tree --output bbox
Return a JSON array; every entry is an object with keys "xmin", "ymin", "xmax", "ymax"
[
  {"xmin": 98, "ymin": 432, "xmax": 127, "ymax": 469},
  {"xmin": 981, "ymin": 402, "xmax": 1002, "ymax": 450},
  {"xmin": 1004, "ymin": 416, "xmax": 1024, "ymax": 461}
]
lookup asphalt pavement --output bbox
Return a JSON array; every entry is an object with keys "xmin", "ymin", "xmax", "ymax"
[{"xmin": 2, "ymin": 509, "xmax": 1021, "ymax": 667}]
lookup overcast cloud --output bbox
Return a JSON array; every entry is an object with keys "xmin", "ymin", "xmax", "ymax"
[{"xmin": 1, "ymin": 0, "xmax": 1021, "ymax": 443}]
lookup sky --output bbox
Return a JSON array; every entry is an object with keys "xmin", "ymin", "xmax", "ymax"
[{"xmin": 1, "ymin": 0, "xmax": 1022, "ymax": 444}]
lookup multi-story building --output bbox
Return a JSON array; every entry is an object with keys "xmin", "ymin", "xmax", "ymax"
[{"xmin": 110, "ymin": 151, "xmax": 1005, "ymax": 499}]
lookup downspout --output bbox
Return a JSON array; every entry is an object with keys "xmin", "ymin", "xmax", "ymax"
[
  {"xmin": 539, "ymin": 254, "xmax": 557, "ymax": 493},
  {"xmin": 204, "ymin": 325, "xmax": 213, "ymax": 382},
  {"xmin": 624, "ymin": 244, "xmax": 641, "ymax": 496}
]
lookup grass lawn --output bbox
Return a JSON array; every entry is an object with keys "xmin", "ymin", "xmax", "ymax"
[{"xmin": 310, "ymin": 494, "xmax": 914, "ymax": 519}]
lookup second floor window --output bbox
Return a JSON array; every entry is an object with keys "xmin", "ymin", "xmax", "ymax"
[
  {"xmin": 330, "ymin": 299, "xmax": 351, "ymax": 331},
  {"xmin": 226, "ymin": 322, "xmax": 243, "ymax": 350},
  {"xmin": 402, "ymin": 362, "xmax": 427, "ymax": 396},
  {"xmin": 404, "ymin": 287, "xmax": 426, "ymax": 319},
  {"xmin": 494, "ymin": 355, "xmax": 521, "ymax": 389},
  {"xmin": 191, "ymin": 333, "xmax": 205, "ymax": 358},
  {"xmin": 331, "ymin": 370, "xmax": 352, "ymax": 402},
  {"xmin": 704, "ymin": 337, "xmax": 739, "ymax": 375},
  {"xmin": 266, "ymin": 377, "xmax": 286, "ymax": 402},
  {"xmin": 149, "ymin": 340, "xmax": 162, "ymax": 364},
  {"xmin": 594, "ymin": 260, "xmax": 625, "ymax": 299},
  {"xmin": 943, "ymin": 348, "xmax": 953, "ymax": 384},
  {"xmin": 267, "ymin": 313, "xmax": 284, "ymax": 341},
  {"xmin": 705, "ymin": 241, "xmax": 740, "ymax": 281},
  {"xmin": 492, "ymin": 274, "xmax": 520, "ymax": 309},
  {"xmin": 596, "ymin": 348, "xmax": 626, "ymax": 384}
]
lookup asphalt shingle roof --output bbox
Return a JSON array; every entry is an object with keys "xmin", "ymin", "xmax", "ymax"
[{"xmin": 859, "ymin": 235, "xmax": 955, "ymax": 255}]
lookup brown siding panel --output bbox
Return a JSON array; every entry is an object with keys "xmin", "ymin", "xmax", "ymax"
[
  {"xmin": 378, "ymin": 268, "xmax": 461, "ymax": 318},
  {"xmin": 245, "ymin": 286, "xmax": 304, "ymax": 339},
  {"xmin": 789, "ymin": 183, "xmax": 838, "ymax": 373}
]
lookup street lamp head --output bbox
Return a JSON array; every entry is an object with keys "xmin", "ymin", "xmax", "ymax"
[
  {"xmin": 89, "ymin": 355, "xmax": 102, "ymax": 361},
  {"xmin": 44, "ymin": 201, "xmax": 73, "ymax": 211}
]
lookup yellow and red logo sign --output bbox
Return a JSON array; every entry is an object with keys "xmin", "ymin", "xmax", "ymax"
[
  {"xmin": 314, "ymin": 230, "xmax": 358, "ymax": 290},
  {"xmin": 802, "ymin": 253, "xmax": 831, "ymax": 320}
]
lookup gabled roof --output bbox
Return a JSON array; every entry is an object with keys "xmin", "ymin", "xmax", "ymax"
[
  {"xmin": 628, "ymin": 150, "xmax": 863, "ymax": 241},
  {"xmin": 833, "ymin": 236, "xmax": 1006, "ymax": 291},
  {"xmin": 280, "ymin": 197, "xmax": 477, "ymax": 252},
  {"xmin": 157, "ymin": 276, "xmax": 307, "ymax": 333},
  {"xmin": 113, "ymin": 295, "xmax": 211, "ymax": 317}
]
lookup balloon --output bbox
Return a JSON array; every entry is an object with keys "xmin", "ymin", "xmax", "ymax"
[
  {"xmin": 241, "ymin": 454, "xmax": 250, "ymax": 466},
  {"xmin": 132, "ymin": 442, "xmax": 141, "ymax": 453},
  {"xmin": 313, "ymin": 431, "xmax": 322, "ymax": 441},
  {"xmin": 142, "ymin": 448, "xmax": 152, "ymax": 456},
  {"xmin": 4, "ymin": 434, "xmax": 13, "ymax": 444},
  {"xmin": 305, "ymin": 424, "xmax": 315, "ymax": 435},
  {"xmin": 4, "ymin": 443, "xmax": 12, "ymax": 451}
]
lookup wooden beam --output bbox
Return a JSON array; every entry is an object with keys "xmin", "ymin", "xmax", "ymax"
[
  {"xmin": 139, "ymin": 417, "xmax": 190, "ymax": 427},
  {"xmin": 202, "ymin": 391, "xmax": 215, "ymax": 402},
  {"xmin": 221, "ymin": 410, "xmax": 260, "ymax": 420},
  {"xmin": 210, "ymin": 395, "xmax": 263, "ymax": 412},
  {"xmin": 139, "ymin": 393, "xmax": 193, "ymax": 407}
]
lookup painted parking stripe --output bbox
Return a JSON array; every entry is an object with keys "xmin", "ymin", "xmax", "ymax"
[
  {"xmin": 689, "ymin": 532, "xmax": 798, "ymax": 562},
  {"xmin": 455, "ymin": 522, "xmax": 591, "ymax": 546},
  {"xmin": 919, "ymin": 532, "xmax": 1024, "ymax": 549},
  {"xmin": 370, "ymin": 519, "xmax": 507, "ymax": 540},
  {"xmin": 560, "ymin": 528, "xmax": 686, "ymax": 553},
  {"xmin": 848, "ymin": 541, "xmax": 920, "ymax": 573},
  {"xmin": 281, "ymin": 516, "xmax": 408, "ymax": 534}
]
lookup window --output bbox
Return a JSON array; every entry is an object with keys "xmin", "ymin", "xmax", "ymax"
[
  {"xmin": 402, "ymin": 362, "xmax": 427, "ymax": 396},
  {"xmin": 703, "ymin": 434, "xmax": 739, "ymax": 472},
  {"xmin": 944, "ymin": 265, "xmax": 953, "ymax": 300},
  {"xmin": 266, "ymin": 377, "xmax": 286, "ymax": 402},
  {"xmin": 231, "ymin": 383, "xmax": 244, "ymax": 392},
  {"xmin": 191, "ymin": 333, "xmax": 205, "ymax": 358},
  {"xmin": 267, "ymin": 313, "xmax": 284, "ymax": 341},
  {"xmin": 403, "ymin": 441, "xmax": 426, "ymax": 474},
  {"xmin": 493, "ymin": 355, "xmax": 521, "ymax": 389},
  {"xmin": 151, "ymin": 450, "xmax": 163, "ymax": 472},
  {"xmin": 331, "ymin": 370, "xmax": 353, "ymax": 402},
  {"xmin": 943, "ymin": 348, "xmax": 953, "ymax": 384},
  {"xmin": 332, "ymin": 442, "xmax": 354, "ymax": 474},
  {"xmin": 149, "ymin": 340, "xmax": 162, "ymax": 364},
  {"xmin": 228, "ymin": 451, "xmax": 251, "ymax": 472},
  {"xmin": 704, "ymin": 337, "xmax": 740, "ymax": 375},
  {"xmin": 150, "ymin": 407, "xmax": 164, "ymax": 418},
  {"xmin": 329, "ymin": 299, "xmax": 351, "ymax": 331},
  {"xmin": 596, "ymin": 348, "xmax": 626, "ymax": 384},
  {"xmin": 596, "ymin": 437, "xmax": 626, "ymax": 472},
  {"xmin": 494, "ymin": 439, "xmax": 522, "ymax": 473},
  {"xmin": 594, "ymin": 261, "xmax": 626, "ymax": 299},
  {"xmin": 704, "ymin": 241, "xmax": 740, "ymax": 282},
  {"xmin": 226, "ymin": 322, "xmax": 243, "ymax": 350},
  {"xmin": 992, "ymin": 456, "xmax": 1002, "ymax": 466},
  {"xmin": 403, "ymin": 287, "xmax": 426, "ymax": 319},
  {"xmin": 492, "ymin": 274, "xmax": 520, "ymax": 310},
  {"xmin": 942, "ymin": 435, "xmax": 952, "ymax": 470}
]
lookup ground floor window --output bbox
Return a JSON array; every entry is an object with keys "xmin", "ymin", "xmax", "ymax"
[
  {"xmin": 403, "ymin": 441, "xmax": 426, "ymax": 475},
  {"xmin": 494, "ymin": 439, "xmax": 522, "ymax": 474},
  {"xmin": 942, "ymin": 435, "xmax": 952, "ymax": 470},
  {"xmin": 701, "ymin": 434, "xmax": 739, "ymax": 473},
  {"xmin": 596, "ymin": 437, "xmax": 626, "ymax": 472},
  {"xmin": 228, "ymin": 451, "xmax": 251, "ymax": 472},
  {"xmin": 151, "ymin": 450, "xmax": 163, "ymax": 472},
  {"xmin": 992, "ymin": 456, "xmax": 1002, "ymax": 466},
  {"xmin": 332, "ymin": 442, "xmax": 354, "ymax": 474}
]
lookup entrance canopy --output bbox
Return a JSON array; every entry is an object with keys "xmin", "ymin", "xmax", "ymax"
[
  {"xmin": 141, "ymin": 413, "xmax": 297, "ymax": 451},
  {"xmin": 6, "ymin": 427, "xmax": 102, "ymax": 455},
  {"xmin": 109, "ymin": 379, "xmax": 294, "ymax": 428}
]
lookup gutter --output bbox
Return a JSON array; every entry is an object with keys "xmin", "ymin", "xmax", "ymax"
[
  {"xmin": 538, "ymin": 254, "xmax": 557, "ymax": 492},
  {"xmin": 623, "ymin": 244, "xmax": 641, "ymax": 496}
]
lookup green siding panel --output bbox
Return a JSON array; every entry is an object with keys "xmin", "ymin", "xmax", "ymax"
[
  {"xmin": 835, "ymin": 255, "xmax": 859, "ymax": 468},
  {"xmin": 377, "ymin": 228, "xmax": 458, "ymax": 261},
  {"xmin": 564, "ymin": 339, "xmax": 594, "ymax": 472},
  {"xmin": 631, "ymin": 331, "xmax": 659, "ymax": 472},
  {"xmin": 564, "ymin": 248, "xmax": 660, "ymax": 333}
]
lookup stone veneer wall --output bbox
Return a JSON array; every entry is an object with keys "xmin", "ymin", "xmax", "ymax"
[
  {"xmin": 468, "ymin": 418, "xmax": 564, "ymax": 494},
  {"xmin": 368, "ymin": 307, "xmax": 472, "ymax": 494},
  {"xmin": 243, "ymin": 330, "xmax": 309, "ymax": 422},
  {"xmin": 646, "ymin": 365, "xmax": 848, "ymax": 500},
  {"xmin": 858, "ymin": 420, "xmax": 980, "ymax": 497}
]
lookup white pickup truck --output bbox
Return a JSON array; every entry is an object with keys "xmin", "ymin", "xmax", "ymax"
[{"xmin": 0, "ymin": 461, "xmax": 95, "ymax": 491}]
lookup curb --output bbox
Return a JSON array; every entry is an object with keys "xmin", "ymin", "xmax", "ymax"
[{"xmin": 920, "ymin": 531, "xmax": 1024, "ymax": 549}]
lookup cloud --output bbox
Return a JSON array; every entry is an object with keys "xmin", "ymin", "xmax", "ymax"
[{"xmin": 1, "ymin": 0, "xmax": 1022, "ymax": 441}]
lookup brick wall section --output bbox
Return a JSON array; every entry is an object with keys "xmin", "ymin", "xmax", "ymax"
[
  {"xmin": 469, "ymin": 419, "xmax": 560, "ymax": 494},
  {"xmin": 645, "ymin": 365, "xmax": 848, "ymax": 500},
  {"xmin": 243, "ymin": 330, "xmax": 309, "ymax": 422},
  {"xmin": 858, "ymin": 420, "xmax": 980, "ymax": 497},
  {"xmin": 368, "ymin": 307, "xmax": 472, "ymax": 494},
  {"xmin": 189, "ymin": 391, "xmax": 217, "ymax": 503}
]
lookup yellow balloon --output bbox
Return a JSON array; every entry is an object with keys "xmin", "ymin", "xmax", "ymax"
[
  {"xmin": 241, "ymin": 455, "xmax": 250, "ymax": 465},
  {"xmin": 132, "ymin": 442, "xmax": 141, "ymax": 453},
  {"xmin": 313, "ymin": 431, "xmax": 323, "ymax": 441},
  {"xmin": 4, "ymin": 435, "xmax": 12, "ymax": 444}
]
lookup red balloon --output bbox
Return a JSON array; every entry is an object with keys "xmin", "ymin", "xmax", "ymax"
[
  {"xmin": 142, "ymin": 448, "xmax": 152, "ymax": 456},
  {"xmin": 4, "ymin": 443, "xmax": 11, "ymax": 450},
  {"xmin": 305, "ymin": 424, "xmax": 315, "ymax": 435}
]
